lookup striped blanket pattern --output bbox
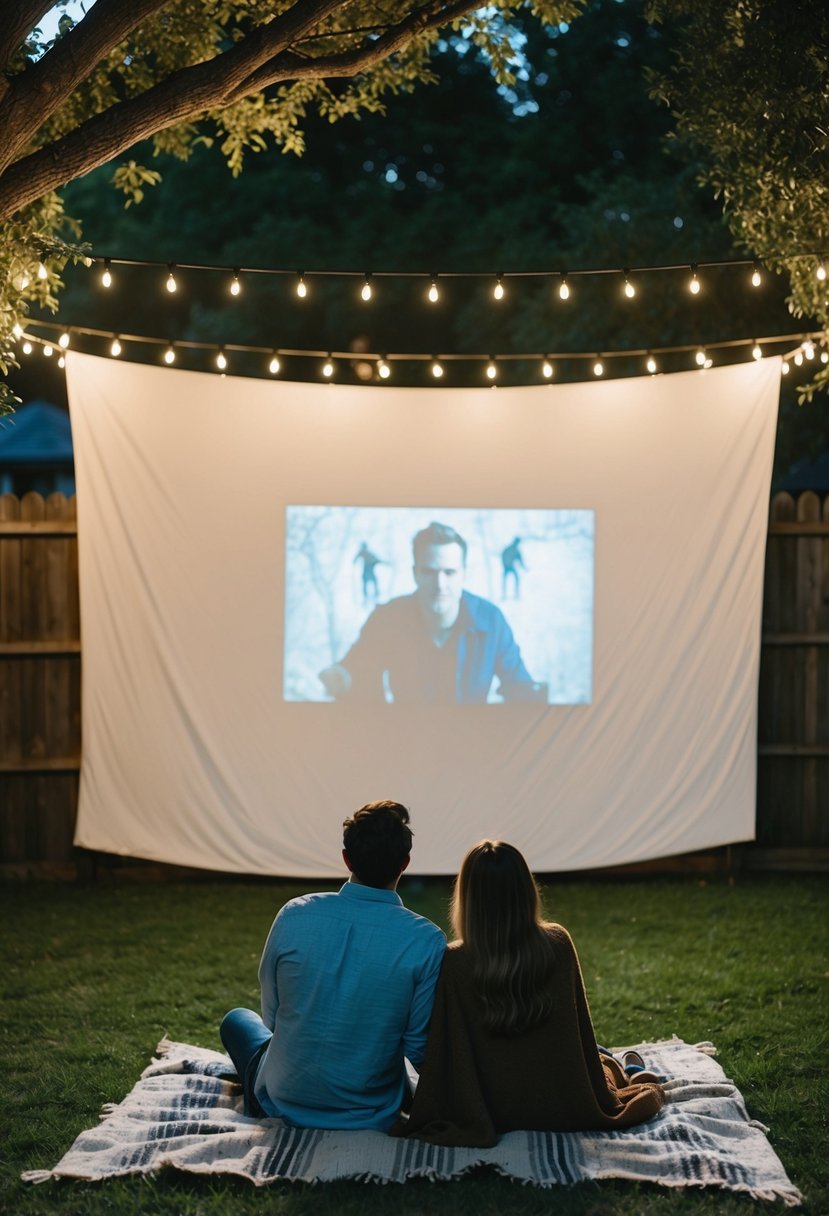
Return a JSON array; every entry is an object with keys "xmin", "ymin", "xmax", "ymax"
[{"xmin": 22, "ymin": 1036, "xmax": 802, "ymax": 1205}]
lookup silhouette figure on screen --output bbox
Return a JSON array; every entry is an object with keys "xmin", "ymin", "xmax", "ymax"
[
  {"xmin": 319, "ymin": 522, "xmax": 546, "ymax": 704},
  {"xmin": 355, "ymin": 542, "xmax": 386, "ymax": 605},
  {"xmin": 501, "ymin": 536, "xmax": 526, "ymax": 600}
]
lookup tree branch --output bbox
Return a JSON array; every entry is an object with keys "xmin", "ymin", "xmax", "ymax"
[
  {"xmin": 0, "ymin": 0, "xmax": 172, "ymax": 177},
  {"xmin": 0, "ymin": 1, "xmax": 55, "ymax": 81}
]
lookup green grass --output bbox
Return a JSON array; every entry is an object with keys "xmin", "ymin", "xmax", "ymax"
[{"xmin": 2, "ymin": 875, "xmax": 827, "ymax": 1214}]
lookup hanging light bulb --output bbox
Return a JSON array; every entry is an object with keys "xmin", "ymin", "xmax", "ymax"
[
  {"xmin": 164, "ymin": 344, "xmax": 176, "ymax": 364},
  {"xmin": 431, "ymin": 359, "xmax": 443, "ymax": 378},
  {"xmin": 43, "ymin": 343, "xmax": 54, "ymax": 357},
  {"xmin": 592, "ymin": 357, "xmax": 604, "ymax": 377},
  {"xmin": 296, "ymin": 272, "xmax": 308, "ymax": 298},
  {"xmin": 166, "ymin": 265, "xmax": 178, "ymax": 293},
  {"xmin": 688, "ymin": 265, "xmax": 701, "ymax": 294},
  {"xmin": 704, "ymin": 356, "xmax": 713, "ymax": 368},
  {"xmin": 781, "ymin": 361, "xmax": 790, "ymax": 375},
  {"xmin": 110, "ymin": 336, "xmax": 122, "ymax": 357},
  {"xmin": 695, "ymin": 347, "xmax": 706, "ymax": 366},
  {"xmin": 268, "ymin": 354, "xmax": 281, "ymax": 375},
  {"xmin": 793, "ymin": 349, "xmax": 804, "ymax": 366},
  {"xmin": 486, "ymin": 358, "xmax": 497, "ymax": 381},
  {"xmin": 623, "ymin": 271, "xmax": 636, "ymax": 299},
  {"xmin": 377, "ymin": 358, "xmax": 391, "ymax": 380},
  {"xmin": 821, "ymin": 349, "xmax": 829, "ymax": 365},
  {"xmin": 646, "ymin": 354, "xmax": 657, "ymax": 374},
  {"xmin": 428, "ymin": 275, "xmax": 440, "ymax": 303},
  {"xmin": 751, "ymin": 262, "xmax": 762, "ymax": 288},
  {"xmin": 216, "ymin": 349, "xmax": 228, "ymax": 371},
  {"xmin": 361, "ymin": 274, "xmax": 373, "ymax": 302},
  {"xmin": 322, "ymin": 356, "xmax": 334, "ymax": 378},
  {"xmin": 493, "ymin": 274, "xmax": 505, "ymax": 301},
  {"xmin": 558, "ymin": 274, "xmax": 570, "ymax": 301},
  {"xmin": 37, "ymin": 261, "xmax": 48, "ymax": 281},
  {"xmin": 541, "ymin": 358, "xmax": 554, "ymax": 379},
  {"xmin": 12, "ymin": 323, "xmax": 24, "ymax": 339},
  {"xmin": 58, "ymin": 355, "xmax": 65, "ymax": 369},
  {"xmin": 804, "ymin": 341, "xmax": 815, "ymax": 360},
  {"xmin": 22, "ymin": 340, "xmax": 33, "ymax": 355},
  {"xmin": 817, "ymin": 260, "xmax": 827, "ymax": 282},
  {"xmin": 58, "ymin": 330, "xmax": 70, "ymax": 349},
  {"xmin": 752, "ymin": 342, "xmax": 762, "ymax": 361},
  {"xmin": 229, "ymin": 270, "xmax": 242, "ymax": 297},
  {"xmin": 101, "ymin": 259, "xmax": 113, "ymax": 288}
]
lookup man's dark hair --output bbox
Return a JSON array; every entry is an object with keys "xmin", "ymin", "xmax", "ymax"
[
  {"xmin": 412, "ymin": 521, "xmax": 467, "ymax": 565},
  {"xmin": 343, "ymin": 800, "xmax": 413, "ymax": 888}
]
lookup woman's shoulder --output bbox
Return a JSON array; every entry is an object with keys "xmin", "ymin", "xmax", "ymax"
[{"xmin": 540, "ymin": 922, "xmax": 578, "ymax": 954}]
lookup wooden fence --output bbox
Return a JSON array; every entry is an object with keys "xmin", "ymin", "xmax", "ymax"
[{"xmin": 1, "ymin": 491, "xmax": 827, "ymax": 877}]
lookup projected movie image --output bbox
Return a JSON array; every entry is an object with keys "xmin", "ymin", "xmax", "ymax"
[{"xmin": 284, "ymin": 507, "xmax": 594, "ymax": 704}]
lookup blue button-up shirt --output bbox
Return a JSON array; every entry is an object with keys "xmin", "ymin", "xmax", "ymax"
[{"xmin": 254, "ymin": 881, "xmax": 445, "ymax": 1129}]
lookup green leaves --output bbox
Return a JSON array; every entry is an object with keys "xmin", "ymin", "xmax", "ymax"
[{"xmin": 111, "ymin": 161, "xmax": 163, "ymax": 207}]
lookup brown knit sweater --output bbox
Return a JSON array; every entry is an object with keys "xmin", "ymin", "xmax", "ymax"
[{"xmin": 392, "ymin": 925, "xmax": 665, "ymax": 1147}]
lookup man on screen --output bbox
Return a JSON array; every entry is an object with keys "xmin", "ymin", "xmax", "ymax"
[{"xmin": 319, "ymin": 521, "xmax": 545, "ymax": 703}]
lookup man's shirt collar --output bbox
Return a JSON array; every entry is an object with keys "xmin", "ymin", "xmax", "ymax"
[{"xmin": 339, "ymin": 879, "xmax": 402, "ymax": 905}]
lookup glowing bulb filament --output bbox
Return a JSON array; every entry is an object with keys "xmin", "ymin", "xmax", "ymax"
[
  {"xmin": 43, "ymin": 344, "xmax": 53, "ymax": 357},
  {"xmin": 58, "ymin": 331, "xmax": 70, "ymax": 349},
  {"xmin": 110, "ymin": 337, "xmax": 122, "ymax": 357},
  {"xmin": 542, "ymin": 359, "xmax": 553, "ymax": 379},
  {"xmin": 695, "ymin": 348, "xmax": 706, "ymax": 366},
  {"xmin": 593, "ymin": 359, "xmax": 603, "ymax": 377},
  {"xmin": 623, "ymin": 274, "xmax": 635, "ymax": 299},
  {"xmin": 164, "ymin": 345, "xmax": 175, "ymax": 365},
  {"xmin": 428, "ymin": 277, "xmax": 439, "ymax": 303},
  {"xmin": 322, "ymin": 358, "xmax": 334, "ymax": 378},
  {"xmin": 22, "ymin": 340, "xmax": 33, "ymax": 355},
  {"xmin": 817, "ymin": 261, "xmax": 827, "ymax": 282},
  {"xmin": 646, "ymin": 355, "xmax": 657, "ymax": 374},
  {"xmin": 493, "ymin": 276, "xmax": 505, "ymax": 301},
  {"xmin": 216, "ymin": 350, "xmax": 227, "ymax": 371},
  {"xmin": 688, "ymin": 269, "xmax": 701, "ymax": 294},
  {"xmin": 166, "ymin": 266, "xmax": 177, "ymax": 293},
  {"xmin": 431, "ymin": 360, "xmax": 443, "ymax": 378},
  {"xmin": 751, "ymin": 265, "xmax": 762, "ymax": 287},
  {"xmin": 361, "ymin": 276, "xmax": 373, "ymax": 302},
  {"xmin": 558, "ymin": 276, "xmax": 570, "ymax": 301},
  {"xmin": 752, "ymin": 343, "xmax": 762, "ymax": 361},
  {"xmin": 486, "ymin": 360, "xmax": 497, "ymax": 380},
  {"xmin": 378, "ymin": 359, "xmax": 391, "ymax": 380},
  {"xmin": 230, "ymin": 272, "xmax": 241, "ymax": 297},
  {"xmin": 101, "ymin": 261, "xmax": 113, "ymax": 288},
  {"xmin": 268, "ymin": 355, "xmax": 281, "ymax": 375},
  {"xmin": 296, "ymin": 274, "xmax": 308, "ymax": 298}
]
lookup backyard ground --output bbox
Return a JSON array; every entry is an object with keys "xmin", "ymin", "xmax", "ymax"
[{"xmin": 2, "ymin": 872, "xmax": 827, "ymax": 1214}]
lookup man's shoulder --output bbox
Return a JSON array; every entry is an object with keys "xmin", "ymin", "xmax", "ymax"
[
  {"xmin": 365, "ymin": 594, "xmax": 418, "ymax": 623},
  {"xmin": 277, "ymin": 890, "xmax": 340, "ymax": 917}
]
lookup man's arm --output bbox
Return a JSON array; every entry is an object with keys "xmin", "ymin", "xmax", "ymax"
[
  {"xmin": 257, "ymin": 910, "xmax": 285, "ymax": 1031},
  {"xmin": 401, "ymin": 931, "xmax": 446, "ymax": 1068}
]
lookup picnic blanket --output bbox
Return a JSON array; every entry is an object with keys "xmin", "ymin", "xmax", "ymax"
[{"xmin": 22, "ymin": 1036, "xmax": 803, "ymax": 1205}]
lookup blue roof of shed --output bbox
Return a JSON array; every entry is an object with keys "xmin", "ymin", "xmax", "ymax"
[{"xmin": 0, "ymin": 400, "xmax": 74, "ymax": 465}]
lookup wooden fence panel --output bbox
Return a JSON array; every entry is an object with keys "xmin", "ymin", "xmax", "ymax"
[{"xmin": 0, "ymin": 491, "xmax": 826, "ymax": 873}]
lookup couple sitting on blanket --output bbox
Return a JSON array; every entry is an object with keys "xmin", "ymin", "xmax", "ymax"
[{"xmin": 220, "ymin": 800, "xmax": 665, "ymax": 1147}]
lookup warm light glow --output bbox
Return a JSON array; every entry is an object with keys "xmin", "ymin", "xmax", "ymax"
[
  {"xmin": 43, "ymin": 344, "xmax": 53, "ymax": 357},
  {"xmin": 558, "ymin": 275, "xmax": 570, "ymax": 301},
  {"xmin": 695, "ymin": 348, "xmax": 706, "ymax": 366},
  {"xmin": 752, "ymin": 343, "xmax": 762, "ymax": 361},
  {"xmin": 378, "ymin": 359, "xmax": 391, "ymax": 379},
  {"xmin": 751, "ymin": 264, "xmax": 762, "ymax": 288},
  {"xmin": 646, "ymin": 355, "xmax": 657, "ymax": 374},
  {"xmin": 781, "ymin": 361, "xmax": 790, "ymax": 375},
  {"xmin": 493, "ymin": 276, "xmax": 505, "ymax": 301},
  {"xmin": 166, "ymin": 266, "xmax": 177, "ymax": 293},
  {"xmin": 542, "ymin": 359, "xmax": 553, "ymax": 379},
  {"xmin": 268, "ymin": 355, "xmax": 281, "ymax": 375},
  {"xmin": 592, "ymin": 359, "xmax": 603, "ymax": 377},
  {"xmin": 322, "ymin": 358, "xmax": 334, "ymax": 378},
  {"xmin": 361, "ymin": 276, "xmax": 373, "ymax": 302},
  {"xmin": 486, "ymin": 360, "xmax": 497, "ymax": 380},
  {"xmin": 58, "ymin": 330, "xmax": 70, "ymax": 349},
  {"xmin": 37, "ymin": 262, "xmax": 48, "ymax": 281},
  {"xmin": 428, "ymin": 277, "xmax": 440, "ymax": 303},
  {"xmin": 20, "ymin": 273, "xmax": 30, "ymax": 290},
  {"xmin": 12, "ymin": 323, "xmax": 24, "ymax": 339},
  {"xmin": 216, "ymin": 350, "xmax": 228, "ymax": 371},
  {"xmin": 623, "ymin": 275, "xmax": 635, "ymax": 299},
  {"xmin": 164, "ymin": 345, "xmax": 176, "ymax": 364},
  {"xmin": 794, "ymin": 350, "xmax": 804, "ymax": 366},
  {"xmin": 821, "ymin": 350, "xmax": 829, "ymax": 364},
  {"xmin": 101, "ymin": 261, "xmax": 113, "ymax": 288},
  {"xmin": 688, "ymin": 268, "xmax": 701, "ymax": 294},
  {"xmin": 110, "ymin": 337, "xmax": 122, "ymax": 357},
  {"xmin": 804, "ymin": 341, "xmax": 815, "ymax": 360},
  {"xmin": 58, "ymin": 355, "xmax": 65, "ymax": 369},
  {"xmin": 296, "ymin": 274, "xmax": 308, "ymax": 298},
  {"xmin": 704, "ymin": 357, "xmax": 713, "ymax": 369},
  {"xmin": 431, "ymin": 360, "xmax": 443, "ymax": 378},
  {"xmin": 817, "ymin": 261, "xmax": 827, "ymax": 282},
  {"xmin": 22, "ymin": 341, "xmax": 32, "ymax": 355},
  {"xmin": 230, "ymin": 272, "xmax": 241, "ymax": 297}
]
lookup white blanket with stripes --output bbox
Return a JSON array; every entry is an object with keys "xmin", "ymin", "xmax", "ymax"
[{"xmin": 22, "ymin": 1036, "xmax": 802, "ymax": 1205}]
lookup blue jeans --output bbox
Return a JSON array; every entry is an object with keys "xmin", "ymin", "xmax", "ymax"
[{"xmin": 220, "ymin": 1007, "xmax": 272, "ymax": 1116}]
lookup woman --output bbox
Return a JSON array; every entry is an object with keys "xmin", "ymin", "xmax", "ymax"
[{"xmin": 393, "ymin": 840, "xmax": 665, "ymax": 1146}]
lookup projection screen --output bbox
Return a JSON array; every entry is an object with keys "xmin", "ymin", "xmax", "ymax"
[{"xmin": 67, "ymin": 352, "xmax": 779, "ymax": 875}]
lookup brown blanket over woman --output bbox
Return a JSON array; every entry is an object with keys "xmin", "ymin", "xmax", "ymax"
[{"xmin": 392, "ymin": 926, "xmax": 665, "ymax": 1147}]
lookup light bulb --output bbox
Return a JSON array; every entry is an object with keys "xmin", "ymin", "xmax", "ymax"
[
  {"xmin": 43, "ymin": 344, "xmax": 53, "ymax": 357},
  {"xmin": 542, "ymin": 359, "xmax": 554, "ymax": 379},
  {"xmin": 646, "ymin": 355, "xmax": 657, "ymax": 374},
  {"xmin": 101, "ymin": 260, "xmax": 113, "ymax": 288},
  {"xmin": 20, "ymin": 273, "xmax": 30, "ymax": 289},
  {"xmin": 781, "ymin": 361, "xmax": 790, "ymax": 375},
  {"xmin": 58, "ymin": 330, "xmax": 70, "ymax": 349},
  {"xmin": 431, "ymin": 360, "xmax": 443, "ymax": 378},
  {"xmin": 704, "ymin": 357, "xmax": 713, "ymax": 369},
  {"xmin": 22, "ymin": 341, "xmax": 32, "ymax": 355},
  {"xmin": 751, "ymin": 264, "xmax": 762, "ymax": 288},
  {"xmin": 12, "ymin": 323, "xmax": 23, "ymax": 339},
  {"xmin": 378, "ymin": 359, "xmax": 391, "ymax": 380},
  {"xmin": 268, "ymin": 355, "xmax": 281, "ymax": 375},
  {"xmin": 593, "ymin": 359, "xmax": 603, "ymax": 377},
  {"xmin": 486, "ymin": 360, "xmax": 497, "ymax": 380},
  {"xmin": 493, "ymin": 275, "xmax": 505, "ymax": 301},
  {"xmin": 688, "ymin": 267, "xmax": 701, "ymax": 294},
  {"xmin": 58, "ymin": 355, "xmax": 65, "ymax": 368},
  {"xmin": 558, "ymin": 275, "xmax": 570, "ymax": 301},
  {"xmin": 229, "ymin": 272, "xmax": 241, "ymax": 296},
  {"xmin": 216, "ymin": 350, "xmax": 227, "ymax": 371},
  {"xmin": 428, "ymin": 276, "xmax": 439, "ymax": 303},
  {"xmin": 752, "ymin": 343, "xmax": 762, "ymax": 361},
  {"xmin": 166, "ymin": 265, "xmax": 177, "ymax": 293},
  {"xmin": 361, "ymin": 276, "xmax": 373, "ymax": 302},
  {"xmin": 794, "ymin": 350, "xmax": 803, "ymax": 366},
  {"xmin": 623, "ymin": 274, "xmax": 635, "ymax": 299},
  {"xmin": 37, "ymin": 262, "xmax": 48, "ymax": 281},
  {"xmin": 322, "ymin": 357, "xmax": 334, "ymax": 378},
  {"xmin": 804, "ymin": 341, "xmax": 815, "ymax": 360},
  {"xmin": 110, "ymin": 337, "xmax": 122, "ymax": 357},
  {"xmin": 296, "ymin": 273, "xmax": 307, "ymax": 298},
  {"xmin": 164, "ymin": 345, "xmax": 176, "ymax": 364},
  {"xmin": 821, "ymin": 350, "xmax": 829, "ymax": 364},
  {"xmin": 695, "ymin": 348, "xmax": 706, "ymax": 366},
  {"xmin": 817, "ymin": 261, "xmax": 827, "ymax": 282}
]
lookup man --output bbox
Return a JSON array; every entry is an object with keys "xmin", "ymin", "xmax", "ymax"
[
  {"xmin": 354, "ymin": 541, "xmax": 386, "ymax": 604},
  {"xmin": 219, "ymin": 801, "xmax": 445, "ymax": 1130},
  {"xmin": 320, "ymin": 521, "xmax": 544, "ymax": 703},
  {"xmin": 501, "ymin": 535, "xmax": 526, "ymax": 600}
]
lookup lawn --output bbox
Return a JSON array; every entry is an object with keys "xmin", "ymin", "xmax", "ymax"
[{"xmin": 2, "ymin": 874, "xmax": 827, "ymax": 1214}]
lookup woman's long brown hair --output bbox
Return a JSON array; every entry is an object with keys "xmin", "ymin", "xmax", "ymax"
[{"xmin": 450, "ymin": 840, "xmax": 558, "ymax": 1036}]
